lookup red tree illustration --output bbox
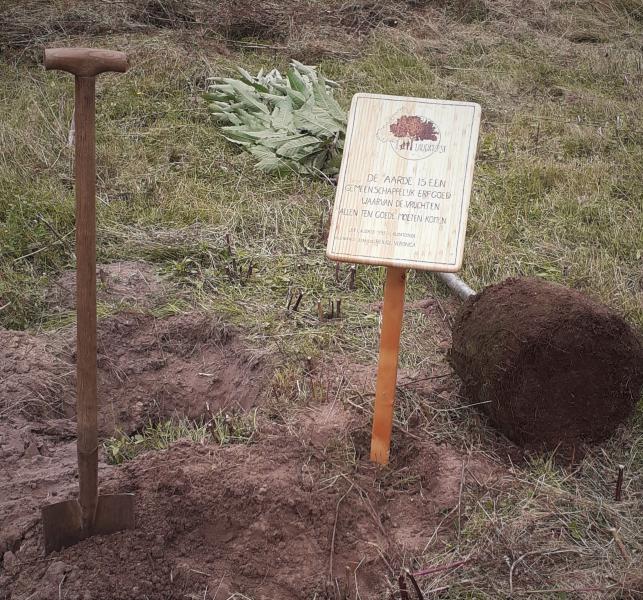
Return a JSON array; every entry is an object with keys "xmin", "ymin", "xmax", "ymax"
[{"xmin": 389, "ymin": 115, "xmax": 438, "ymax": 149}]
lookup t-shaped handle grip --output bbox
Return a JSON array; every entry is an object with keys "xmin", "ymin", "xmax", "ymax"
[{"xmin": 44, "ymin": 48, "xmax": 128, "ymax": 77}]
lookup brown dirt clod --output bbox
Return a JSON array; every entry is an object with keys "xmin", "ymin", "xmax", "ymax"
[{"xmin": 449, "ymin": 277, "xmax": 643, "ymax": 450}]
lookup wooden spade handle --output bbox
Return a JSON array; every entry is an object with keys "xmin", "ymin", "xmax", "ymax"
[
  {"xmin": 44, "ymin": 48, "xmax": 128, "ymax": 77},
  {"xmin": 370, "ymin": 267, "xmax": 406, "ymax": 465},
  {"xmin": 74, "ymin": 76, "xmax": 99, "ymax": 530},
  {"xmin": 44, "ymin": 48, "xmax": 128, "ymax": 530}
]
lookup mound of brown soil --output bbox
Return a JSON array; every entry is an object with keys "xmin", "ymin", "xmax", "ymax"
[
  {"xmin": 0, "ymin": 311, "xmax": 271, "ymax": 435},
  {"xmin": 93, "ymin": 312, "xmax": 271, "ymax": 433},
  {"xmin": 0, "ymin": 328, "xmax": 71, "ymax": 421},
  {"xmin": 449, "ymin": 277, "xmax": 643, "ymax": 450},
  {"xmin": 4, "ymin": 421, "xmax": 499, "ymax": 600},
  {"xmin": 0, "ymin": 311, "xmax": 273, "ymax": 576}
]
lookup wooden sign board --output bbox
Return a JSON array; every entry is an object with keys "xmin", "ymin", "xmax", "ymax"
[{"xmin": 327, "ymin": 93, "xmax": 481, "ymax": 272}]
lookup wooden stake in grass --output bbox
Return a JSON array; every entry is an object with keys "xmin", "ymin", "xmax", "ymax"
[
  {"xmin": 370, "ymin": 267, "xmax": 406, "ymax": 465},
  {"xmin": 615, "ymin": 464, "xmax": 624, "ymax": 501}
]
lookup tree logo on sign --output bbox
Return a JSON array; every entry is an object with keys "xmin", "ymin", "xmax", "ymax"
[{"xmin": 377, "ymin": 111, "xmax": 443, "ymax": 160}]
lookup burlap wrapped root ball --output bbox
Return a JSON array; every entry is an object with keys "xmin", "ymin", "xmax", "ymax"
[{"xmin": 448, "ymin": 277, "xmax": 643, "ymax": 450}]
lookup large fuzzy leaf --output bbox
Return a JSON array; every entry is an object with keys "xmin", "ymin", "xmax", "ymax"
[{"xmin": 205, "ymin": 61, "xmax": 348, "ymax": 177}]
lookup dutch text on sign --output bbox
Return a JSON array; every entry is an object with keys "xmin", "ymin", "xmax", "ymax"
[{"xmin": 327, "ymin": 93, "xmax": 481, "ymax": 272}]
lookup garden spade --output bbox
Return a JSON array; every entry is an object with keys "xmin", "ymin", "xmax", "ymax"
[{"xmin": 41, "ymin": 48, "xmax": 134, "ymax": 554}]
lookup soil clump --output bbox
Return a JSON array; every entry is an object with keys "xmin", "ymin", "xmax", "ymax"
[{"xmin": 449, "ymin": 277, "xmax": 643, "ymax": 450}]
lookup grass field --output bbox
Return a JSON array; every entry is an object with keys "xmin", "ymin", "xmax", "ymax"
[{"xmin": 1, "ymin": 0, "xmax": 642, "ymax": 597}]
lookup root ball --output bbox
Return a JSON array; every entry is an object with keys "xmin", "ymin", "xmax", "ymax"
[{"xmin": 448, "ymin": 277, "xmax": 643, "ymax": 449}]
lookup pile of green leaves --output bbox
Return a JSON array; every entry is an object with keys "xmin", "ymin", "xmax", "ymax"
[{"xmin": 205, "ymin": 61, "xmax": 347, "ymax": 177}]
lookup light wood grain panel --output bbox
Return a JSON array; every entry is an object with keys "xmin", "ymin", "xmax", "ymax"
[{"xmin": 327, "ymin": 93, "xmax": 481, "ymax": 271}]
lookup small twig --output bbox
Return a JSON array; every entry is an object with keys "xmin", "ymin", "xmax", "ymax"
[
  {"xmin": 412, "ymin": 559, "xmax": 470, "ymax": 578},
  {"xmin": 336, "ymin": 298, "xmax": 342, "ymax": 318},
  {"xmin": 609, "ymin": 528, "xmax": 629, "ymax": 560},
  {"xmin": 319, "ymin": 210, "xmax": 326, "ymax": 239},
  {"xmin": 329, "ymin": 483, "xmax": 354, "ymax": 578},
  {"xmin": 615, "ymin": 464, "xmax": 624, "ymax": 501},
  {"xmin": 349, "ymin": 265, "xmax": 357, "ymax": 289},
  {"xmin": 225, "ymin": 233, "xmax": 233, "ymax": 255},
  {"xmin": 58, "ymin": 573, "xmax": 67, "ymax": 600},
  {"xmin": 397, "ymin": 373, "xmax": 451, "ymax": 387},
  {"xmin": 12, "ymin": 229, "xmax": 74, "ymax": 262},
  {"xmin": 225, "ymin": 39, "xmax": 289, "ymax": 51},
  {"xmin": 286, "ymin": 288, "xmax": 293, "ymax": 310},
  {"xmin": 292, "ymin": 290, "xmax": 303, "ymax": 311},
  {"xmin": 36, "ymin": 213, "xmax": 75, "ymax": 257},
  {"xmin": 67, "ymin": 109, "xmax": 75, "ymax": 147},
  {"xmin": 0, "ymin": 302, "xmax": 11, "ymax": 312},
  {"xmin": 509, "ymin": 549, "xmax": 580, "ymax": 594},
  {"xmin": 317, "ymin": 300, "xmax": 324, "ymax": 320},
  {"xmin": 335, "ymin": 263, "xmax": 340, "ymax": 282},
  {"xmin": 457, "ymin": 459, "xmax": 466, "ymax": 538},
  {"xmin": 404, "ymin": 569, "xmax": 425, "ymax": 600},
  {"xmin": 329, "ymin": 298, "xmax": 334, "ymax": 318},
  {"xmin": 398, "ymin": 573, "xmax": 409, "ymax": 600}
]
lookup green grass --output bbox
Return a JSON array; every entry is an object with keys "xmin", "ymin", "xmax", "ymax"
[
  {"xmin": 2, "ymin": 19, "xmax": 642, "ymax": 334},
  {"xmin": 104, "ymin": 409, "xmax": 258, "ymax": 464}
]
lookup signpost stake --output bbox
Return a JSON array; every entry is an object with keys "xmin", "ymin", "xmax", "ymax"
[
  {"xmin": 370, "ymin": 266, "xmax": 406, "ymax": 465},
  {"xmin": 327, "ymin": 93, "xmax": 481, "ymax": 464}
]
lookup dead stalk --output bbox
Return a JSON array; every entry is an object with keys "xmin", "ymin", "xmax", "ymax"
[
  {"xmin": 614, "ymin": 464, "xmax": 624, "ymax": 501},
  {"xmin": 292, "ymin": 290, "xmax": 303, "ymax": 311},
  {"xmin": 398, "ymin": 573, "xmax": 409, "ymax": 600},
  {"xmin": 412, "ymin": 559, "xmax": 470, "ymax": 578},
  {"xmin": 404, "ymin": 569, "xmax": 425, "ymax": 600}
]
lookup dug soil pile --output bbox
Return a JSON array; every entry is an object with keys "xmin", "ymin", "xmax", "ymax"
[
  {"xmin": 0, "ymin": 310, "xmax": 272, "ymax": 576},
  {"xmin": 449, "ymin": 277, "xmax": 643, "ymax": 450},
  {"xmin": 1, "ymin": 301, "xmax": 502, "ymax": 599},
  {"xmin": 0, "ymin": 310, "xmax": 270, "ymax": 434},
  {"xmin": 3, "ymin": 412, "xmax": 500, "ymax": 600}
]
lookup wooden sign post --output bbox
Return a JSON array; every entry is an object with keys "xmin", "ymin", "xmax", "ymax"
[{"xmin": 327, "ymin": 93, "xmax": 481, "ymax": 465}]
